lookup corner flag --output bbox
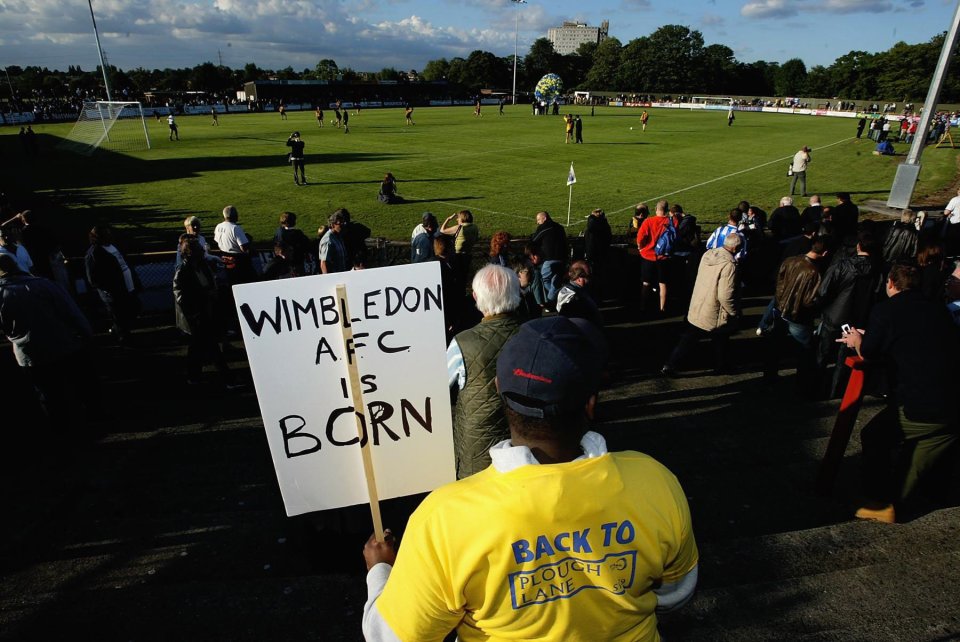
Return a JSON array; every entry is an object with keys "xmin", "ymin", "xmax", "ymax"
[{"xmin": 567, "ymin": 163, "xmax": 577, "ymax": 186}]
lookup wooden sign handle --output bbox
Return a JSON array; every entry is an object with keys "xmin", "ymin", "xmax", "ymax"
[{"xmin": 336, "ymin": 284, "xmax": 385, "ymax": 541}]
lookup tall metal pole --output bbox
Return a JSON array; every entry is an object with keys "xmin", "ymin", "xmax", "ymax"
[
  {"xmin": 3, "ymin": 67, "xmax": 19, "ymax": 112},
  {"xmin": 511, "ymin": 0, "xmax": 526, "ymax": 105},
  {"xmin": 88, "ymin": 0, "xmax": 113, "ymax": 102},
  {"xmin": 886, "ymin": 0, "xmax": 960, "ymax": 208}
]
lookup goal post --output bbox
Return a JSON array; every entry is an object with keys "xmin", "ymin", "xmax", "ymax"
[
  {"xmin": 59, "ymin": 101, "xmax": 152, "ymax": 154},
  {"xmin": 690, "ymin": 96, "xmax": 734, "ymax": 110}
]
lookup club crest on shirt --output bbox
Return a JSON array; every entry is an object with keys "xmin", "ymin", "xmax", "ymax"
[{"xmin": 508, "ymin": 551, "xmax": 637, "ymax": 609}]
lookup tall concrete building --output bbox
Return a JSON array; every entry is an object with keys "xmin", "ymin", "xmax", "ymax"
[{"xmin": 547, "ymin": 20, "xmax": 609, "ymax": 55}]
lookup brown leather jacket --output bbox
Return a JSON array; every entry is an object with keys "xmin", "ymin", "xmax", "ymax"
[{"xmin": 775, "ymin": 254, "xmax": 821, "ymax": 325}]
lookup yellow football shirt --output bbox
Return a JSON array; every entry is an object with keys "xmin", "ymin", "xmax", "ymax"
[{"xmin": 376, "ymin": 451, "xmax": 698, "ymax": 641}]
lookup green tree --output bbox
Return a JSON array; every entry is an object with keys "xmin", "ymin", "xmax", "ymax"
[
  {"xmin": 446, "ymin": 57, "xmax": 468, "ymax": 85},
  {"xmin": 315, "ymin": 59, "xmax": 339, "ymax": 81},
  {"xmin": 464, "ymin": 50, "xmax": 508, "ymax": 90},
  {"xmin": 733, "ymin": 60, "xmax": 778, "ymax": 97},
  {"xmin": 561, "ymin": 42, "xmax": 596, "ymax": 89},
  {"xmin": 378, "ymin": 68, "xmax": 401, "ymax": 81},
  {"xmin": 503, "ymin": 55, "xmax": 524, "ymax": 91},
  {"xmin": 874, "ymin": 38, "xmax": 943, "ymax": 102},
  {"xmin": 68, "ymin": 72, "xmax": 99, "ymax": 95},
  {"xmin": 582, "ymin": 37, "xmax": 622, "ymax": 90},
  {"xmin": 774, "ymin": 58, "xmax": 807, "ymax": 96},
  {"xmin": 111, "ymin": 68, "xmax": 133, "ymax": 93},
  {"xmin": 523, "ymin": 38, "xmax": 557, "ymax": 87},
  {"xmin": 421, "ymin": 58, "xmax": 450, "ymax": 82},
  {"xmin": 804, "ymin": 65, "xmax": 834, "ymax": 98},
  {"xmin": 633, "ymin": 25, "xmax": 705, "ymax": 93},
  {"xmin": 158, "ymin": 68, "xmax": 190, "ymax": 92},
  {"xmin": 828, "ymin": 51, "xmax": 877, "ymax": 100},
  {"xmin": 42, "ymin": 74, "xmax": 63, "ymax": 95},
  {"xmin": 190, "ymin": 62, "xmax": 232, "ymax": 92},
  {"xmin": 241, "ymin": 63, "xmax": 264, "ymax": 82},
  {"xmin": 617, "ymin": 37, "xmax": 651, "ymax": 92},
  {"xmin": 700, "ymin": 44, "xmax": 737, "ymax": 94},
  {"xmin": 127, "ymin": 67, "xmax": 156, "ymax": 92}
]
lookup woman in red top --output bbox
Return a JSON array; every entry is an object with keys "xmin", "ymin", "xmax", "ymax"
[{"xmin": 636, "ymin": 199, "xmax": 672, "ymax": 313}]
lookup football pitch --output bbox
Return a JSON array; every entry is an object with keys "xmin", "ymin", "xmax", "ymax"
[{"xmin": 4, "ymin": 105, "xmax": 957, "ymax": 252}]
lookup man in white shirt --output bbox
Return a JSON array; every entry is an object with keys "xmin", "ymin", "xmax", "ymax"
[
  {"xmin": 943, "ymin": 188, "xmax": 960, "ymax": 225},
  {"xmin": 944, "ymin": 188, "xmax": 960, "ymax": 255},
  {"xmin": 790, "ymin": 145, "xmax": 811, "ymax": 197},
  {"xmin": 214, "ymin": 205, "xmax": 256, "ymax": 284}
]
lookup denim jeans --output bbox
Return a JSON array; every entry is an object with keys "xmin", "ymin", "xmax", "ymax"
[
  {"xmin": 758, "ymin": 298, "xmax": 779, "ymax": 333},
  {"xmin": 540, "ymin": 260, "xmax": 564, "ymax": 303}
]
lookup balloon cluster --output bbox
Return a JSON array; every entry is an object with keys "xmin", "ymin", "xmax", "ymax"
[{"xmin": 534, "ymin": 73, "xmax": 563, "ymax": 102}]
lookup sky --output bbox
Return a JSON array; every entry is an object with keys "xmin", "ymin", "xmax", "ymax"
[{"xmin": 0, "ymin": 0, "xmax": 948, "ymax": 76}]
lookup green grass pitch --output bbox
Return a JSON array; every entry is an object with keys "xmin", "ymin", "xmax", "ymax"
[{"xmin": 3, "ymin": 105, "xmax": 956, "ymax": 253}]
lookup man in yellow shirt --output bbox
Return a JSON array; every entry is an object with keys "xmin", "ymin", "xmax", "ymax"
[{"xmin": 362, "ymin": 316, "xmax": 699, "ymax": 641}]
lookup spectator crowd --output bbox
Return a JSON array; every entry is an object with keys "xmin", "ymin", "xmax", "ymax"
[{"xmin": 2, "ymin": 183, "xmax": 960, "ymax": 640}]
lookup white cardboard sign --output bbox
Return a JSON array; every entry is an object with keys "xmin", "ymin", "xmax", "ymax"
[{"xmin": 233, "ymin": 262, "xmax": 455, "ymax": 516}]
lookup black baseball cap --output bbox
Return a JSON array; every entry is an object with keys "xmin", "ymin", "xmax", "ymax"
[{"xmin": 496, "ymin": 317, "xmax": 604, "ymax": 418}]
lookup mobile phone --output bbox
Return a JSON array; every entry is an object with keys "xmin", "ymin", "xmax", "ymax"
[{"xmin": 841, "ymin": 323, "xmax": 851, "ymax": 335}]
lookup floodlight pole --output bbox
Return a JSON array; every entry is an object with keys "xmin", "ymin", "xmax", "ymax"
[
  {"xmin": 88, "ymin": 0, "xmax": 113, "ymax": 102},
  {"xmin": 886, "ymin": 0, "xmax": 960, "ymax": 208},
  {"xmin": 4, "ymin": 67, "xmax": 20, "ymax": 112},
  {"xmin": 511, "ymin": 0, "xmax": 526, "ymax": 106}
]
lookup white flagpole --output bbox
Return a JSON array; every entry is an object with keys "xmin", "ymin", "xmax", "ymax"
[{"xmin": 566, "ymin": 162, "xmax": 576, "ymax": 226}]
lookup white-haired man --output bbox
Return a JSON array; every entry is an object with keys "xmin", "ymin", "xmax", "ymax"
[
  {"xmin": 214, "ymin": 205, "xmax": 256, "ymax": 284},
  {"xmin": 446, "ymin": 264, "xmax": 522, "ymax": 478},
  {"xmin": 768, "ymin": 196, "xmax": 802, "ymax": 241}
]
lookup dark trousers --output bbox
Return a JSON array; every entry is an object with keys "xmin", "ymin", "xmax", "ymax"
[
  {"xmin": 763, "ymin": 318, "xmax": 817, "ymax": 395},
  {"xmin": 665, "ymin": 323, "xmax": 732, "ymax": 372},
  {"xmin": 100, "ymin": 290, "xmax": 140, "ymax": 340},
  {"xmin": 25, "ymin": 347, "xmax": 102, "ymax": 433},
  {"xmin": 186, "ymin": 326, "xmax": 232, "ymax": 383},
  {"xmin": 789, "ymin": 170, "xmax": 807, "ymax": 196},
  {"xmin": 861, "ymin": 405, "xmax": 958, "ymax": 506},
  {"xmin": 222, "ymin": 254, "xmax": 257, "ymax": 331},
  {"xmin": 815, "ymin": 321, "xmax": 855, "ymax": 398},
  {"xmin": 292, "ymin": 159, "xmax": 305, "ymax": 184}
]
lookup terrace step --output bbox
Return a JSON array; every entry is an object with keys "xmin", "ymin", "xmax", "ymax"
[{"xmin": 661, "ymin": 506, "xmax": 960, "ymax": 641}]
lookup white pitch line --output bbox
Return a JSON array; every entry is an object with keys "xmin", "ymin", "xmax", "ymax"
[
  {"xmin": 605, "ymin": 136, "xmax": 854, "ymax": 218},
  {"xmin": 403, "ymin": 137, "xmax": 855, "ymax": 229}
]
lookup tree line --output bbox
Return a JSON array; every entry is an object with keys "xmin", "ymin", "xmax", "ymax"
[
  {"xmin": 427, "ymin": 25, "xmax": 958, "ymax": 103},
  {"xmin": 3, "ymin": 25, "xmax": 958, "ymax": 105}
]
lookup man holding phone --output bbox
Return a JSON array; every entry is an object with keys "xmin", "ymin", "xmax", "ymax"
[
  {"xmin": 286, "ymin": 132, "xmax": 306, "ymax": 185},
  {"xmin": 837, "ymin": 263, "xmax": 959, "ymax": 524}
]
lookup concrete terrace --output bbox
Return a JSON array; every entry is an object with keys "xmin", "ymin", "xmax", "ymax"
[{"xmin": 1, "ymin": 293, "xmax": 958, "ymax": 641}]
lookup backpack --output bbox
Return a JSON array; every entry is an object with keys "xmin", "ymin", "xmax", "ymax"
[{"xmin": 654, "ymin": 219, "xmax": 677, "ymax": 257}]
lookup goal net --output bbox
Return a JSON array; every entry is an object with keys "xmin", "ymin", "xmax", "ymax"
[
  {"xmin": 690, "ymin": 96, "xmax": 733, "ymax": 111},
  {"xmin": 59, "ymin": 101, "xmax": 152, "ymax": 154}
]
